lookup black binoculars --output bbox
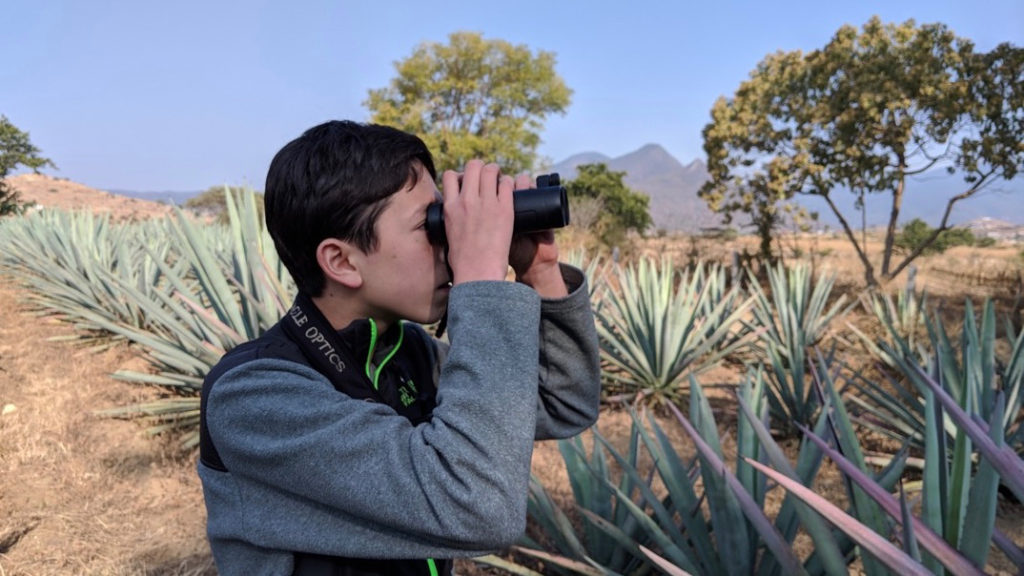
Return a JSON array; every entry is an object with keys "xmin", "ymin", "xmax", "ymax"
[{"xmin": 425, "ymin": 173, "xmax": 570, "ymax": 246}]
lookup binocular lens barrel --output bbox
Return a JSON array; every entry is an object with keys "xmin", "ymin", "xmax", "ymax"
[{"xmin": 425, "ymin": 181, "xmax": 570, "ymax": 246}]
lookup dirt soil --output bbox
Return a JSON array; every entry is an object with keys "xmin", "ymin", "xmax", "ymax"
[{"xmin": 0, "ymin": 274, "xmax": 213, "ymax": 574}]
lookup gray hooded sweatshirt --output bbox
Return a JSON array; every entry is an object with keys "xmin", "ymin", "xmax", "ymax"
[{"xmin": 198, "ymin": 264, "xmax": 601, "ymax": 574}]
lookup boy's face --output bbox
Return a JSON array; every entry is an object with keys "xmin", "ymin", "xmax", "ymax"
[{"xmin": 355, "ymin": 162, "xmax": 450, "ymax": 329}]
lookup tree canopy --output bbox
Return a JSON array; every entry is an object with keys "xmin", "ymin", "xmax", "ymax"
[
  {"xmin": 701, "ymin": 16, "xmax": 1023, "ymax": 286},
  {"xmin": 565, "ymin": 163, "xmax": 651, "ymax": 247},
  {"xmin": 1, "ymin": 116, "xmax": 55, "ymax": 215},
  {"xmin": 365, "ymin": 31, "xmax": 572, "ymax": 175},
  {"xmin": 184, "ymin": 185, "xmax": 263, "ymax": 224}
]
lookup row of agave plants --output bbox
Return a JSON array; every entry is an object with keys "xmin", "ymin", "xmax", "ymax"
[{"xmin": 0, "ymin": 189, "xmax": 1022, "ymax": 574}]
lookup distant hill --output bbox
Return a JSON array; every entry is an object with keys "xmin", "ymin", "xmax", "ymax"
[
  {"xmin": 4, "ymin": 174, "xmax": 175, "ymax": 220},
  {"xmin": 546, "ymin": 144, "xmax": 722, "ymax": 233},
  {"xmin": 12, "ymin": 151, "xmax": 1021, "ymax": 235},
  {"xmin": 544, "ymin": 145, "xmax": 1024, "ymax": 233},
  {"xmin": 107, "ymin": 189, "xmax": 202, "ymax": 206},
  {"xmin": 796, "ymin": 177, "xmax": 1024, "ymax": 230}
]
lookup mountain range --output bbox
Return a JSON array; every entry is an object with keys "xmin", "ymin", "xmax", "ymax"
[
  {"xmin": 545, "ymin": 144, "xmax": 1024, "ymax": 233},
  {"xmin": 546, "ymin": 144, "xmax": 721, "ymax": 232},
  {"xmin": 106, "ymin": 189, "xmax": 201, "ymax": 207},
  {"xmin": 106, "ymin": 144, "xmax": 1023, "ymax": 233}
]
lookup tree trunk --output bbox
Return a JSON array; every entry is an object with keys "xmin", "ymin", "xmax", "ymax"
[
  {"xmin": 885, "ymin": 179, "xmax": 989, "ymax": 281},
  {"xmin": 755, "ymin": 200, "xmax": 778, "ymax": 266},
  {"xmin": 881, "ymin": 173, "xmax": 906, "ymax": 277}
]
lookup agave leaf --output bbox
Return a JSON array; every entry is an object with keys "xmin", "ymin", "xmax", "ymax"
[
  {"xmin": 959, "ymin": 393, "xmax": 1004, "ymax": 568},
  {"xmin": 587, "ymin": 429, "xmax": 702, "ymax": 573},
  {"xmin": 589, "ymin": 471, "xmax": 702, "ymax": 575},
  {"xmin": 795, "ymin": 425, "xmax": 988, "ymax": 576},
  {"xmin": 813, "ymin": 351, "xmax": 889, "ymax": 576},
  {"xmin": 638, "ymin": 546, "xmax": 695, "ymax": 576},
  {"xmin": 507, "ymin": 547, "xmax": 609, "ymax": 576},
  {"xmin": 745, "ymin": 458, "xmax": 935, "ymax": 576},
  {"xmin": 735, "ymin": 372, "xmax": 768, "ymax": 527},
  {"xmin": 168, "ymin": 205, "xmax": 247, "ymax": 337},
  {"xmin": 470, "ymin": 554, "xmax": 545, "ymax": 576},
  {"xmin": 556, "ymin": 432, "xmax": 640, "ymax": 568},
  {"xmin": 903, "ymin": 360, "xmax": 1024, "ymax": 502},
  {"xmin": 770, "ymin": 409, "xmax": 837, "ymax": 576},
  {"xmin": 595, "ymin": 257, "xmax": 753, "ymax": 404},
  {"xmin": 642, "ymin": 410, "xmax": 721, "ymax": 574},
  {"xmin": 524, "ymin": 474, "xmax": 588, "ymax": 560},
  {"xmin": 898, "ymin": 482, "xmax": 922, "ymax": 562},
  {"xmin": 747, "ymin": 263, "xmax": 849, "ymax": 431},
  {"xmin": 946, "ymin": 385, "xmax": 974, "ymax": 547},
  {"xmin": 577, "ymin": 509, "xmax": 653, "ymax": 574},
  {"xmin": 736, "ymin": 392, "xmax": 848, "ymax": 576},
  {"xmin": 689, "ymin": 381, "xmax": 752, "ymax": 574},
  {"xmin": 666, "ymin": 402, "xmax": 809, "ymax": 576}
]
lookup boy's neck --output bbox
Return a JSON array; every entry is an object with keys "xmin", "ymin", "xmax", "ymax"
[{"xmin": 311, "ymin": 292, "xmax": 393, "ymax": 334}]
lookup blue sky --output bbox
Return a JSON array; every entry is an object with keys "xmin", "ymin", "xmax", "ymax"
[{"xmin": 2, "ymin": 0, "xmax": 1022, "ymax": 192}]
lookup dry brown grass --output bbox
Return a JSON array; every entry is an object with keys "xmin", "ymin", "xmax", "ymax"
[
  {"xmin": 0, "ymin": 277, "xmax": 214, "ymax": 575},
  {"xmin": 1, "ymin": 180, "xmax": 1021, "ymax": 574},
  {"xmin": 637, "ymin": 231, "xmax": 1023, "ymax": 298}
]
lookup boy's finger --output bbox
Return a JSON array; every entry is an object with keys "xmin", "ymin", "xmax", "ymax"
[
  {"xmin": 441, "ymin": 170, "xmax": 461, "ymax": 201},
  {"xmin": 461, "ymin": 159, "xmax": 485, "ymax": 200},
  {"xmin": 514, "ymin": 172, "xmax": 533, "ymax": 190},
  {"xmin": 479, "ymin": 163, "xmax": 502, "ymax": 199},
  {"xmin": 497, "ymin": 174, "xmax": 515, "ymax": 205}
]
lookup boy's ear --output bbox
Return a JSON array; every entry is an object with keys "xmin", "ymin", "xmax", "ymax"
[{"xmin": 316, "ymin": 238, "xmax": 363, "ymax": 289}]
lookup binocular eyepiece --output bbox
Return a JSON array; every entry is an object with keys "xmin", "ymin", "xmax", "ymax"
[{"xmin": 425, "ymin": 173, "xmax": 570, "ymax": 246}]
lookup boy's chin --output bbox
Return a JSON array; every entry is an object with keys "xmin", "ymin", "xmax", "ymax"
[{"xmin": 422, "ymin": 303, "xmax": 449, "ymax": 326}]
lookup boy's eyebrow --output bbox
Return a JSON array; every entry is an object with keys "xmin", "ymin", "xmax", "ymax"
[
  {"xmin": 406, "ymin": 195, "xmax": 436, "ymax": 222},
  {"xmin": 410, "ymin": 188, "xmax": 442, "ymax": 212}
]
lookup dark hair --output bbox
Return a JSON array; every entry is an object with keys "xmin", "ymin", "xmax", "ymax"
[{"xmin": 264, "ymin": 120, "xmax": 436, "ymax": 296}]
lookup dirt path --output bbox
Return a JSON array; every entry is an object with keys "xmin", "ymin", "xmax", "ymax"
[{"xmin": 0, "ymin": 275, "xmax": 214, "ymax": 575}]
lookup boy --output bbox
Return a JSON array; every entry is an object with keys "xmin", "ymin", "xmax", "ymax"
[{"xmin": 198, "ymin": 120, "xmax": 601, "ymax": 575}]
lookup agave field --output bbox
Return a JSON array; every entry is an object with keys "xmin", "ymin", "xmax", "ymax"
[{"xmin": 1, "ymin": 189, "xmax": 1022, "ymax": 575}]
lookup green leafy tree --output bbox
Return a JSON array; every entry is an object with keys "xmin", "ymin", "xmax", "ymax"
[
  {"xmin": 185, "ymin": 185, "xmax": 263, "ymax": 224},
  {"xmin": 565, "ymin": 163, "xmax": 651, "ymax": 246},
  {"xmin": 894, "ymin": 218, "xmax": 976, "ymax": 254},
  {"xmin": 365, "ymin": 31, "xmax": 572, "ymax": 174},
  {"xmin": 701, "ymin": 17, "xmax": 1023, "ymax": 286},
  {"xmin": 1, "ymin": 115, "xmax": 55, "ymax": 215}
]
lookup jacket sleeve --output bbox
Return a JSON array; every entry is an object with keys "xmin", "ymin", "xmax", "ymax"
[
  {"xmin": 202, "ymin": 280, "xmax": 543, "ymax": 559},
  {"xmin": 431, "ymin": 263, "xmax": 602, "ymax": 441},
  {"xmin": 531, "ymin": 263, "xmax": 601, "ymax": 440}
]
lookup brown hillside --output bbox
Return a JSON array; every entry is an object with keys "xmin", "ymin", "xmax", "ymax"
[{"xmin": 4, "ymin": 173, "xmax": 174, "ymax": 220}]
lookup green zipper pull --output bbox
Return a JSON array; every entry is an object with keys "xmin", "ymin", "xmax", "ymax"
[
  {"xmin": 364, "ymin": 318, "xmax": 379, "ymax": 388},
  {"xmin": 364, "ymin": 319, "xmax": 405, "ymax": 391}
]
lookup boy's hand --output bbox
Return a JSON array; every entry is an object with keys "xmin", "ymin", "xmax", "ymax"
[
  {"xmin": 509, "ymin": 173, "xmax": 568, "ymax": 298},
  {"xmin": 442, "ymin": 160, "xmax": 515, "ymax": 285}
]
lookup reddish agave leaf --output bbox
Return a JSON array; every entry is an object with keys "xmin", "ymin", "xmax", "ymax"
[
  {"xmin": 509, "ymin": 547, "xmax": 606, "ymax": 576},
  {"xmin": 908, "ymin": 363, "xmax": 1024, "ymax": 502},
  {"xmin": 639, "ymin": 545, "xmax": 695, "ymax": 576},
  {"xmin": 666, "ymin": 402, "xmax": 808, "ymax": 576},
  {"xmin": 794, "ymin": 427, "xmax": 987, "ymax": 576},
  {"xmin": 744, "ymin": 458, "xmax": 935, "ymax": 576}
]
